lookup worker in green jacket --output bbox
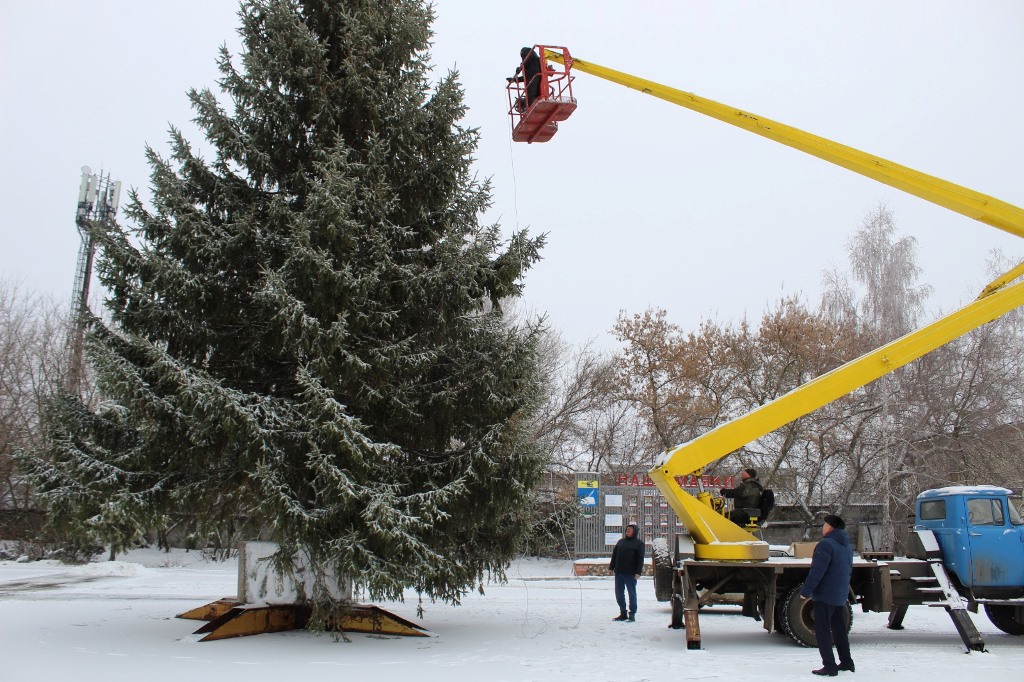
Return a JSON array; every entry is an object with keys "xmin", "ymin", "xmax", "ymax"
[{"xmin": 721, "ymin": 468, "xmax": 763, "ymax": 525}]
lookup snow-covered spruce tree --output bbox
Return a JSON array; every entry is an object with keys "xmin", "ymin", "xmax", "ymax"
[{"xmin": 20, "ymin": 0, "xmax": 546, "ymax": 614}]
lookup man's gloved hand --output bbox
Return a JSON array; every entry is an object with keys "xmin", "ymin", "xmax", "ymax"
[{"xmin": 506, "ymin": 76, "xmax": 514, "ymax": 82}]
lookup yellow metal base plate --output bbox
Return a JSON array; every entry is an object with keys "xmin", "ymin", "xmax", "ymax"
[
  {"xmin": 177, "ymin": 600, "xmax": 429, "ymax": 641},
  {"xmin": 694, "ymin": 541, "xmax": 770, "ymax": 561}
]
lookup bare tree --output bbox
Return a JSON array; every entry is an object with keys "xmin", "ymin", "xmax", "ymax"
[
  {"xmin": 613, "ymin": 309, "xmax": 744, "ymax": 452},
  {"xmin": 819, "ymin": 205, "xmax": 936, "ymax": 547},
  {"xmin": 846, "ymin": 204, "xmax": 932, "ymax": 342},
  {"xmin": 0, "ymin": 280, "xmax": 73, "ymax": 532},
  {"xmin": 612, "ymin": 299, "xmax": 870, "ymax": 520},
  {"xmin": 528, "ymin": 328, "xmax": 653, "ymax": 474},
  {"xmin": 735, "ymin": 297, "xmax": 868, "ymax": 520},
  {"xmin": 604, "ymin": 208, "xmax": 1020, "ymax": 550},
  {"xmin": 900, "ymin": 250, "xmax": 1024, "ymax": 495},
  {"xmin": 821, "ymin": 212, "xmax": 1024, "ymax": 550}
]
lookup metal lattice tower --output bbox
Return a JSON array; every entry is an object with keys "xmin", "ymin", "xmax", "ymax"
[{"xmin": 68, "ymin": 166, "xmax": 121, "ymax": 394}]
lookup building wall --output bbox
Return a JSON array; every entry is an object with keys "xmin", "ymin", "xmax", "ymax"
[
  {"xmin": 572, "ymin": 472, "xmax": 885, "ymax": 556},
  {"xmin": 574, "ymin": 471, "xmax": 738, "ymax": 557}
]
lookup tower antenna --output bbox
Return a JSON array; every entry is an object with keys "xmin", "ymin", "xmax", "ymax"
[{"xmin": 68, "ymin": 166, "xmax": 120, "ymax": 395}]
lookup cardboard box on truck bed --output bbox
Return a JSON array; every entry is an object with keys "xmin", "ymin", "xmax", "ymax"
[{"xmin": 790, "ymin": 542, "xmax": 818, "ymax": 559}]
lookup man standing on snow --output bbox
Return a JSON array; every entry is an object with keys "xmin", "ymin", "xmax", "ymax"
[
  {"xmin": 800, "ymin": 514, "xmax": 855, "ymax": 677},
  {"xmin": 608, "ymin": 523, "xmax": 645, "ymax": 622}
]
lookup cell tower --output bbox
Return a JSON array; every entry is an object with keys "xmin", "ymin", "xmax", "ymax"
[{"xmin": 68, "ymin": 166, "xmax": 121, "ymax": 394}]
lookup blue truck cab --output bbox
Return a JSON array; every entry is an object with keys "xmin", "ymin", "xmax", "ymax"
[{"xmin": 915, "ymin": 486, "xmax": 1024, "ymax": 596}]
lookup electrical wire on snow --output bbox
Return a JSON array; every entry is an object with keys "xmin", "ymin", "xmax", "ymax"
[
  {"xmin": 555, "ymin": 475, "xmax": 586, "ymax": 631},
  {"xmin": 514, "ymin": 472, "xmax": 585, "ymax": 638},
  {"xmin": 515, "ymin": 561, "xmax": 549, "ymax": 639}
]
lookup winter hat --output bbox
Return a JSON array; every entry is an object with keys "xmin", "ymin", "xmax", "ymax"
[
  {"xmin": 743, "ymin": 468, "xmax": 758, "ymax": 479},
  {"xmin": 823, "ymin": 514, "xmax": 846, "ymax": 530}
]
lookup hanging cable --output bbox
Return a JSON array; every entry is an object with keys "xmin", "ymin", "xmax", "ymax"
[
  {"xmin": 507, "ymin": 111, "xmax": 521, "ymax": 233},
  {"xmin": 505, "ymin": 98, "xmax": 584, "ymax": 635}
]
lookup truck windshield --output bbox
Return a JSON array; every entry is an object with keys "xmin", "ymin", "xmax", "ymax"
[{"xmin": 1010, "ymin": 500, "xmax": 1023, "ymax": 526}]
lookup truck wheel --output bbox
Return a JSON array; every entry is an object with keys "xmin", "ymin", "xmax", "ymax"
[
  {"xmin": 772, "ymin": 595, "xmax": 786, "ymax": 634},
  {"xmin": 654, "ymin": 564, "xmax": 674, "ymax": 602},
  {"xmin": 652, "ymin": 536, "xmax": 671, "ymax": 563},
  {"xmin": 670, "ymin": 592, "xmax": 685, "ymax": 629},
  {"xmin": 652, "ymin": 537, "xmax": 673, "ymax": 602},
  {"xmin": 780, "ymin": 586, "xmax": 853, "ymax": 648},
  {"xmin": 780, "ymin": 587, "xmax": 817, "ymax": 647},
  {"xmin": 984, "ymin": 604, "xmax": 1024, "ymax": 635}
]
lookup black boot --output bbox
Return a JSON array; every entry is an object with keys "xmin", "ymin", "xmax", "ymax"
[
  {"xmin": 627, "ymin": 612, "xmax": 635, "ymax": 622},
  {"xmin": 812, "ymin": 667, "xmax": 838, "ymax": 677},
  {"xmin": 612, "ymin": 613, "xmax": 628, "ymax": 621}
]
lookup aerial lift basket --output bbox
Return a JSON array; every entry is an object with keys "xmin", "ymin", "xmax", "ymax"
[{"xmin": 507, "ymin": 45, "xmax": 577, "ymax": 143}]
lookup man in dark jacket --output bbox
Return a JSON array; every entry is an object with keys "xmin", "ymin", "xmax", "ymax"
[
  {"xmin": 608, "ymin": 523, "xmax": 645, "ymax": 622},
  {"xmin": 721, "ymin": 468, "xmax": 763, "ymax": 525},
  {"xmin": 507, "ymin": 46, "xmax": 541, "ymax": 112},
  {"xmin": 800, "ymin": 514, "xmax": 855, "ymax": 677}
]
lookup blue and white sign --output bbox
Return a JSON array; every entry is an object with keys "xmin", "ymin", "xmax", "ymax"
[{"xmin": 577, "ymin": 479, "xmax": 599, "ymax": 507}]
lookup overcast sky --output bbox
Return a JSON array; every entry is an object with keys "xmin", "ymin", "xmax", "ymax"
[{"xmin": 2, "ymin": 1, "xmax": 1022, "ymax": 349}]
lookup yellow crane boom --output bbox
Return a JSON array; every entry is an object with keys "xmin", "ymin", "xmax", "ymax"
[
  {"xmin": 539, "ymin": 47, "xmax": 1024, "ymax": 560},
  {"xmin": 652, "ymin": 279, "xmax": 1024, "ymax": 559},
  {"xmin": 544, "ymin": 49, "xmax": 1024, "ymax": 240}
]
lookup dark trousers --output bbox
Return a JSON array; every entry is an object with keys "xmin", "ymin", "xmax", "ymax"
[
  {"xmin": 813, "ymin": 601, "xmax": 853, "ymax": 671},
  {"xmin": 728, "ymin": 509, "xmax": 751, "ymax": 526},
  {"xmin": 614, "ymin": 572, "xmax": 638, "ymax": 615}
]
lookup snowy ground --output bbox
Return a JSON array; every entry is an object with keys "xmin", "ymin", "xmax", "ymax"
[{"xmin": 1, "ymin": 548, "xmax": 1021, "ymax": 681}]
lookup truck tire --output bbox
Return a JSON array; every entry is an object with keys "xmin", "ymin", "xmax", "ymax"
[
  {"xmin": 670, "ymin": 592, "xmax": 685, "ymax": 629},
  {"xmin": 654, "ymin": 564, "xmax": 674, "ymax": 602},
  {"xmin": 652, "ymin": 537, "xmax": 673, "ymax": 602},
  {"xmin": 780, "ymin": 585, "xmax": 853, "ymax": 648},
  {"xmin": 984, "ymin": 604, "xmax": 1024, "ymax": 635},
  {"xmin": 780, "ymin": 587, "xmax": 816, "ymax": 647},
  {"xmin": 771, "ymin": 595, "xmax": 786, "ymax": 634},
  {"xmin": 669, "ymin": 570, "xmax": 684, "ymax": 629}
]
